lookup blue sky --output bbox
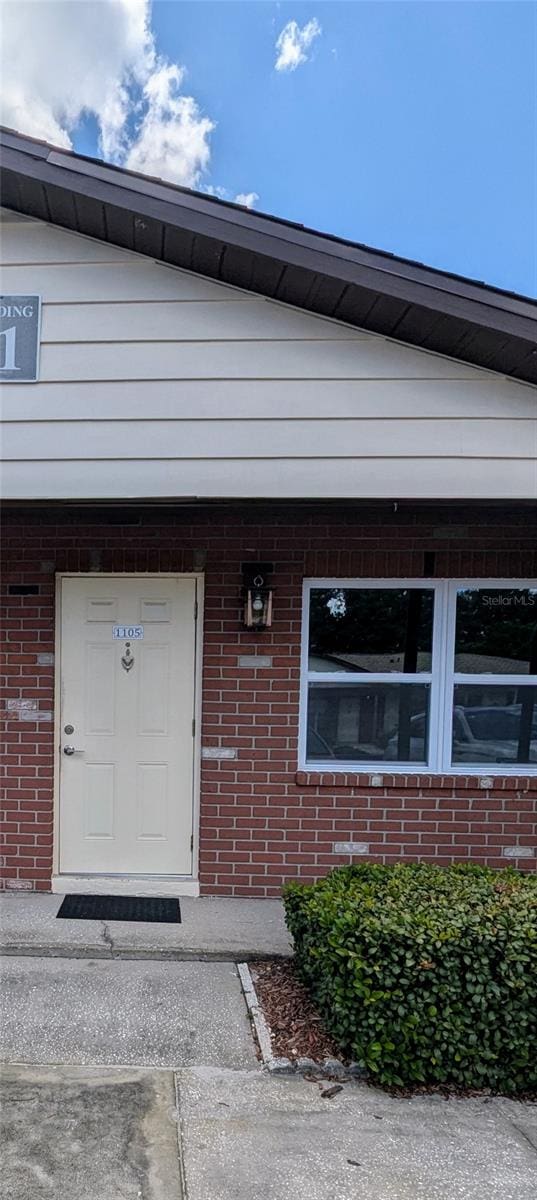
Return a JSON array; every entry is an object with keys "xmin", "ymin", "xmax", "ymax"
[
  {"xmin": 155, "ymin": 1, "xmax": 536, "ymax": 296},
  {"xmin": 3, "ymin": 1, "xmax": 536, "ymax": 295}
]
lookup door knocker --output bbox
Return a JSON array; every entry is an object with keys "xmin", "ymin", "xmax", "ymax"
[{"xmin": 121, "ymin": 642, "xmax": 135, "ymax": 672}]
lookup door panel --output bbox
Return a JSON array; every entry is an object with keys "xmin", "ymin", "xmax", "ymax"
[
  {"xmin": 137, "ymin": 763, "xmax": 168, "ymax": 839},
  {"xmin": 85, "ymin": 644, "xmax": 117, "ymax": 733},
  {"xmin": 84, "ymin": 763, "xmax": 115, "ymax": 839},
  {"xmin": 59, "ymin": 576, "xmax": 196, "ymax": 876},
  {"xmin": 138, "ymin": 645, "xmax": 170, "ymax": 735}
]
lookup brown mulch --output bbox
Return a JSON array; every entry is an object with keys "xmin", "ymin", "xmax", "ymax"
[
  {"xmin": 248, "ymin": 960, "xmax": 537, "ymax": 1101},
  {"xmin": 250, "ymin": 958, "xmax": 346, "ymax": 1064}
]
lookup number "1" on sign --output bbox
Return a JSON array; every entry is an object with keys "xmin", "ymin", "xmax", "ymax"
[{"xmin": 0, "ymin": 326, "xmax": 19, "ymax": 371}]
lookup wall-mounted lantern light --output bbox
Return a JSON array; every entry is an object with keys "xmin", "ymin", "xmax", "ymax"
[{"xmin": 242, "ymin": 562, "xmax": 274, "ymax": 630}]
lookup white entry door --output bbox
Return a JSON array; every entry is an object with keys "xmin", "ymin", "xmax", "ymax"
[{"xmin": 58, "ymin": 576, "xmax": 197, "ymax": 877}]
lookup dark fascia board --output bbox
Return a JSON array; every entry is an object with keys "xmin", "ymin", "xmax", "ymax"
[{"xmin": 2, "ymin": 126, "xmax": 537, "ymax": 373}]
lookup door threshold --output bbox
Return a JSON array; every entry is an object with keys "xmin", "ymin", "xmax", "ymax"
[{"xmin": 52, "ymin": 875, "xmax": 200, "ymax": 898}]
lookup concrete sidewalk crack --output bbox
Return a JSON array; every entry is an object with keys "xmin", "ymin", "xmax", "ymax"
[
  {"xmin": 101, "ymin": 922, "xmax": 115, "ymax": 956},
  {"xmin": 174, "ymin": 1072, "xmax": 189, "ymax": 1200},
  {"xmin": 509, "ymin": 1120, "xmax": 537, "ymax": 1156}
]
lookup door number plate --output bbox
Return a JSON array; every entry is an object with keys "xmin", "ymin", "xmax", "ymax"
[{"xmin": 112, "ymin": 625, "xmax": 144, "ymax": 639}]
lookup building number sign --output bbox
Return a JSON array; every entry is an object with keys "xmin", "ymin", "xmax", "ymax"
[
  {"xmin": 0, "ymin": 295, "xmax": 41, "ymax": 382},
  {"xmin": 113, "ymin": 625, "xmax": 145, "ymax": 639}
]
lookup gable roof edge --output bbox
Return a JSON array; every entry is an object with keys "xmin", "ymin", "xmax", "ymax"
[{"xmin": 1, "ymin": 126, "xmax": 536, "ymax": 384}]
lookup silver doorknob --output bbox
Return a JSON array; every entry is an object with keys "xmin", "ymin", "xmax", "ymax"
[{"xmin": 63, "ymin": 745, "xmax": 84, "ymax": 756}]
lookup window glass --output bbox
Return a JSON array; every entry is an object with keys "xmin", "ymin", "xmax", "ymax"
[
  {"xmin": 303, "ymin": 580, "xmax": 537, "ymax": 774},
  {"xmin": 308, "ymin": 588, "xmax": 434, "ymax": 672},
  {"xmin": 454, "ymin": 588, "xmax": 537, "ymax": 674},
  {"xmin": 307, "ymin": 683, "xmax": 430, "ymax": 763},
  {"xmin": 451, "ymin": 684, "xmax": 537, "ymax": 766}
]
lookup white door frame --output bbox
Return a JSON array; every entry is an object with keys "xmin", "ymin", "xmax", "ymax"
[{"xmin": 52, "ymin": 572, "xmax": 204, "ymax": 897}]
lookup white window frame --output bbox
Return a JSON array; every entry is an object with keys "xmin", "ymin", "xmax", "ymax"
[{"xmin": 299, "ymin": 578, "xmax": 537, "ymax": 776}]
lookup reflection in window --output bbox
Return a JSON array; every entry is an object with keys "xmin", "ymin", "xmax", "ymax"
[
  {"xmin": 308, "ymin": 588, "xmax": 434, "ymax": 673},
  {"xmin": 303, "ymin": 580, "xmax": 537, "ymax": 773},
  {"xmin": 307, "ymin": 683, "xmax": 430, "ymax": 763},
  {"xmin": 455, "ymin": 588, "xmax": 537, "ymax": 674},
  {"xmin": 452, "ymin": 685, "xmax": 537, "ymax": 766}
]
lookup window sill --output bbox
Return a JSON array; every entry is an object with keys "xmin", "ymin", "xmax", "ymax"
[{"xmin": 296, "ymin": 769, "xmax": 537, "ymax": 791}]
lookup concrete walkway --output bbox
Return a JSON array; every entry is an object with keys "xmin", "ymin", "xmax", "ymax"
[
  {"xmin": 0, "ymin": 957, "xmax": 256, "ymax": 1069},
  {"xmin": 1, "ymin": 904, "xmax": 536, "ymax": 1200},
  {"xmin": 0, "ymin": 892, "xmax": 292, "ymax": 960},
  {"xmin": 178, "ymin": 1067, "xmax": 537, "ymax": 1200},
  {"xmin": 3, "ymin": 1059, "xmax": 536, "ymax": 1200},
  {"xmin": 2, "ymin": 1064, "xmax": 184, "ymax": 1200}
]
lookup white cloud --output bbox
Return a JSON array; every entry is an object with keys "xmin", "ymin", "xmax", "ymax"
[
  {"xmin": 203, "ymin": 186, "xmax": 259, "ymax": 209},
  {"xmin": 275, "ymin": 18, "xmax": 321, "ymax": 72},
  {"xmin": 125, "ymin": 64, "xmax": 214, "ymax": 187},
  {"xmin": 204, "ymin": 184, "xmax": 230, "ymax": 200},
  {"xmin": 0, "ymin": 0, "xmax": 214, "ymax": 187},
  {"xmin": 234, "ymin": 192, "xmax": 259, "ymax": 209}
]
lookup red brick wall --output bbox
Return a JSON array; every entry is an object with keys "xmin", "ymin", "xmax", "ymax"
[{"xmin": 1, "ymin": 503, "xmax": 536, "ymax": 894}]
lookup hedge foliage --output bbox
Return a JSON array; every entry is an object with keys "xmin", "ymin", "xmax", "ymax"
[{"xmin": 282, "ymin": 864, "xmax": 537, "ymax": 1093}]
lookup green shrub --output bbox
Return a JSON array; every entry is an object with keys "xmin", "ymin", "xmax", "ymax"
[{"xmin": 282, "ymin": 863, "xmax": 537, "ymax": 1093}]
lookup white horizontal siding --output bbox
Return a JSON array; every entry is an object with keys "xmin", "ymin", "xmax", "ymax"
[
  {"xmin": 40, "ymin": 300, "xmax": 361, "ymax": 342},
  {"xmin": 1, "ymin": 214, "xmax": 536, "ymax": 502},
  {"xmin": 34, "ymin": 338, "xmax": 489, "ymax": 382},
  {"xmin": 0, "ymin": 261, "xmax": 240, "ymax": 302},
  {"xmin": 4, "ymin": 458, "xmax": 537, "ymax": 500},
  {"xmin": 4, "ymin": 378, "xmax": 535, "ymax": 422},
  {"xmin": 1, "ymin": 220, "xmax": 139, "ymax": 263},
  {"xmin": 4, "ymin": 418, "xmax": 535, "ymax": 460}
]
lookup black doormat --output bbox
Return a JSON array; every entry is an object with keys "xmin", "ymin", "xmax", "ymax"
[{"xmin": 56, "ymin": 894, "xmax": 181, "ymax": 923}]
